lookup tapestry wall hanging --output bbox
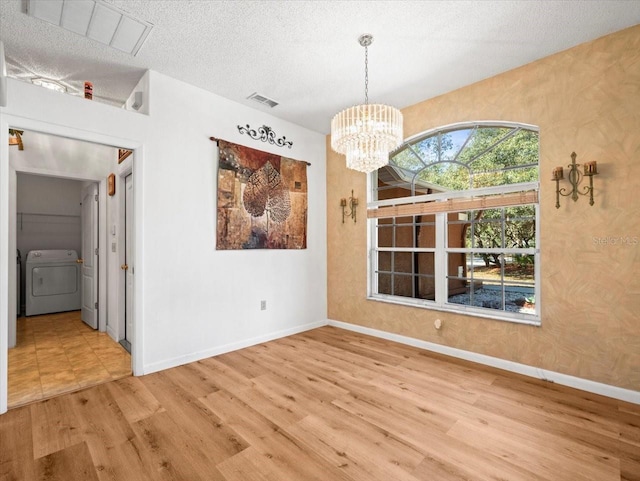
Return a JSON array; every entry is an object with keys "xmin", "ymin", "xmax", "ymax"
[{"xmin": 216, "ymin": 139, "xmax": 308, "ymax": 250}]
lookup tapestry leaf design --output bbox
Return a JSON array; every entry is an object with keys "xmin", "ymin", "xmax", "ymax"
[{"xmin": 243, "ymin": 161, "xmax": 291, "ymax": 223}]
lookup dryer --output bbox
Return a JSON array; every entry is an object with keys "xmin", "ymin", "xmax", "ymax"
[{"xmin": 25, "ymin": 250, "xmax": 81, "ymax": 316}]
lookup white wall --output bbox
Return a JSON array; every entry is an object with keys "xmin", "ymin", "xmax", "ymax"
[
  {"xmin": 139, "ymin": 71, "xmax": 327, "ymax": 372},
  {"xmin": 0, "ymin": 71, "xmax": 327, "ymax": 412}
]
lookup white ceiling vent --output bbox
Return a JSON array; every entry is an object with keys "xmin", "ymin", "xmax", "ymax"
[
  {"xmin": 247, "ymin": 92, "xmax": 279, "ymax": 108},
  {"xmin": 25, "ymin": 0, "xmax": 154, "ymax": 56}
]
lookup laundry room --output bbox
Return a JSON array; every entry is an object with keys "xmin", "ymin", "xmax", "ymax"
[
  {"xmin": 16, "ymin": 173, "xmax": 85, "ymax": 317},
  {"xmin": 9, "ymin": 129, "xmax": 119, "ymax": 335}
]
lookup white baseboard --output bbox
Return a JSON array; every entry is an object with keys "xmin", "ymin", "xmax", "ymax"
[
  {"xmin": 106, "ymin": 325, "xmax": 118, "ymax": 343},
  {"xmin": 327, "ymin": 319, "xmax": 640, "ymax": 405},
  {"xmin": 143, "ymin": 320, "xmax": 328, "ymax": 375}
]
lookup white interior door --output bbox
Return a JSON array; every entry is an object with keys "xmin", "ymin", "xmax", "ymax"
[
  {"xmin": 81, "ymin": 183, "xmax": 98, "ymax": 329},
  {"xmin": 124, "ymin": 174, "xmax": 133, "ymax": 347}
]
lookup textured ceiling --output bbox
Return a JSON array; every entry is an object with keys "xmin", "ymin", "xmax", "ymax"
[{"xmin": 1, "ymin": 1, "xmax": 639, "ymax": 134}]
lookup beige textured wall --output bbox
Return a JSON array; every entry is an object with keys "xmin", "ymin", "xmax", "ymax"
[{"xmin": 326, "ymin": 25, "xmax": 640, "ymax": 391}]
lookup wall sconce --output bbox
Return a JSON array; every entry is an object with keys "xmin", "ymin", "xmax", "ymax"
[
  {"xmin": 341, "ymin": 190, "xmax": 358, "ymax": 223},
  {"xmin": 552, "ymin": 152, "xmax": 598, "ymax": 209}
]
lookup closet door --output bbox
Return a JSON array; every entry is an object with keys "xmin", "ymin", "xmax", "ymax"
[{"xmin": 80, "ymin": 183, "xmax": 98, "ymax": 329}]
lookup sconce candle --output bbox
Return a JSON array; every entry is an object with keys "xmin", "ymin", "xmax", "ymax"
[
  {"xmin": 552, "ymin": 167, "xmax": 564, "ymax": 181},
  {"xmin": 584, "ymin": 161, "xmax": 598, "ymax": 176}
]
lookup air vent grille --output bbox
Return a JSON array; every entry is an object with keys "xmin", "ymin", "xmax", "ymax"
[
  {"xmin": 247, "ymin": 92, "xmax": 279, "ymax": 108},
  {"xmin": 26, "ymin": 0, "xmax": 154, "ymax": 56}
]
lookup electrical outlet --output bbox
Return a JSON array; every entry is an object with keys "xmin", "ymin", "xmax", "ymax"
[{"xmin": 260, "ymin": 300, "xmax": 267, "ymax": 311}]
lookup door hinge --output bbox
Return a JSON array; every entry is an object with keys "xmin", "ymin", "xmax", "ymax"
[
  {"xmin": 95, "ymin": 194, "xmax": 99, "ymax": 201},
  {"xmin": 94, "ymin": 302, "xmax": 98, "ymax": 309},
  {"xmin": 95, "ymin": 248, "xmax": 99, "ymax": 255}
]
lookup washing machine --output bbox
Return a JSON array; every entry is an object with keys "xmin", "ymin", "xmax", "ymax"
[{"xmin": 25, "ymin": 250, "xmax": 81, "ymax": 316}]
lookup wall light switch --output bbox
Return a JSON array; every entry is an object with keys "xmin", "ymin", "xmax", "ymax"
[{"xmin": 111, "ymin": 242, "xmax": 116, "ymax": 253}]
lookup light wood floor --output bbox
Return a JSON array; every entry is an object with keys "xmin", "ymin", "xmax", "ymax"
[
  {"xmin": 1, "ymin": 326, "xmax": 638, "ymax": 481},
  {"xmin": 8, "ymin": 311, "xmax": 131, "ymax": 408}
]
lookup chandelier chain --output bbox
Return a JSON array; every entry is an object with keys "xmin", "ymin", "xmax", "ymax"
[{"xmin": 364, "ymin": 44, "xmax": 369, "ymax": 105}]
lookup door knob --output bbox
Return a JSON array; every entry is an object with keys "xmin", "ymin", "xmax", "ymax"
[
  {"xmin": 76, "ymin": 259, "xmax": 84, "ymax": 264},
  {"xmin": 121, "ymin": 264, "xmax": 129, "ymax": 270}
]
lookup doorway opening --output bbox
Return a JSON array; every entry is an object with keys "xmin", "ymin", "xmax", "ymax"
[{"xmin": 6, "ymin": 129, "xmax": 135, "ymax": 408}]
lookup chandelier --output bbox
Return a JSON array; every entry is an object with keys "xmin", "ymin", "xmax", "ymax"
[{"xmin": 331, "ymin": 34, "xmax": 403, "ymax": 174}]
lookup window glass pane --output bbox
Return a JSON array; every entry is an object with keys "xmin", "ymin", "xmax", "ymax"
[
  {"xmin": 472, "ymin": 166, "xmax": 538, "ymax": 188},
  {"xmin": 505, "ymin": 205, "xmax": 536, "ymax": 248},
  {"xmin": 441, "ymin": 128, "xmax": 473, "ymax": 160},
  {"xmin": 394, "ymin": 252, "xmax": 413, "ymax": 274},
  {"xmin": 447, "ymin": 212, "xmax": 470, "ymax": 248},
  {"xmin": 416, "ymin": 162, "xmax": 471, "ymax": 191},
  {"xmin": 395, "ymin": 225, "xmax": 414, "ymax": 248},
  {"xmin": 457, "ymin": 127, "xmax": 513, "ymax": 165},
  {"xmin": 395, "ymin": 216, "xmax": 414, "ymax": 224},
  {"xmin": 417, "ymin": 215, "xmax": 436, "ymax": 248},
  {"xmin": 377, "ymin": 251, "xmax": 391, "ymax": 272},
  {"xmin": 377, "ymin": 225, "xmax": 393, "ymax": 248},
  {"xmin": 471, "ymin": 208, "xmax": 503, "ymax": 249},
  {"xmin": 393, "ymin": 274, "xmax": 413, "ymax": 298},
  {"xmin": 416, "ymin": 252, "xmax": 435, "ymax": 300},
  {"xmin": 392, "ymin": 148, "xmax": 425, "ymax": 173},
  {"xmin": 447, "ymin": 253, "xmax": 535, "ymax": 315},
  {"xmin": 377, "ymin": 273, "xmax": 392, "ymax": 295},
  {"xmin": 411, "ymin": 136, "xmax": 440, "ymax": 164}
]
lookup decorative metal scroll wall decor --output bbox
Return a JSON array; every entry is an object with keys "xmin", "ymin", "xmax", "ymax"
[
  {"xmin": 237, "ymin": 124, "xmax": 293, "ymax": 149},
  {"xmin": 551, "ymin": 152, "xmax": 598, "ymax": 208}
]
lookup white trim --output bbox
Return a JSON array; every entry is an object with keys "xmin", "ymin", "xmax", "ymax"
[
  {"xmin": 327, "ymin": 319, "xmax": 640, "ymax": 405},
  {"xmin": 142, "ymin": 320, "xmax": 328, "ymax": 375},
  {"xmin": 401, "ymin": 120, "xmax": 540, "ymax": 146},
  {"xmin": 0, "ymin": 114, "xmax": 143, "ymax": 414},
  {"xmin": 370, "ymin": 181, "xmax": 539, "ymax": 208}
]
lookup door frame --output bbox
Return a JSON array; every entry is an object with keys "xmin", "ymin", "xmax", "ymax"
[
  {"xmin": 0, "ymin": 115, "xmax": 144, "ymax": 414},
  {"xmin": 116, "ymin": 165, "xmax": 133, "ymax": 349}
]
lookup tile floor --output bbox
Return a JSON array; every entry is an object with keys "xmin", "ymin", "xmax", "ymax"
[{"xmin": 8, "ymin": 310, "xmax": 131, "ymax": 408}]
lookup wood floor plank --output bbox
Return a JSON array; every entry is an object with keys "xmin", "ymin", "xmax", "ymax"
[
  {"xmin": 132, "ymin": 411, "xmax": 227, "ymax": 481},
  {"xmin": 1, "ymin": 326, "xmax": 637, "ymax": 481},
  {"xmin": 160, "ymin": 362, "xmax": 221, "ymax": 400},
  {"xmin": 140, "ymin": 371, "xmax": 249, "ymax": 462},
  {"xmin": 105, "ymin": 376, "xmax": 165, "ymax": 424},
  {"xmin": 199, "ymin": 388, "xmax": 280, "ymax": 446},
  {"xmin": 332, "ymin": 388, "xmax": 550, "ymax": 481},
  {"xmin": 217, "ymin": 428, "xmax": 353, "ymax": 481},
  {"xmin": 0, "ymin": 405, "xmax": 37, "ymax": 481},
  {"xmin": 30, "ymin": 396, "xmax": 85, "ymax": 459},
  {"xmin": 35, "ymin": 441, "xmax": 99, "ymax": 481},
  {"xmin": 286, "ymin": 412, "xmax": 425, "ymax": 481}
]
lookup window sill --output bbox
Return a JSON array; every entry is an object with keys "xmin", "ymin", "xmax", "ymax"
[{"xmin": 367, "ymin": 294, "xmax": 542, "ymax": 327}]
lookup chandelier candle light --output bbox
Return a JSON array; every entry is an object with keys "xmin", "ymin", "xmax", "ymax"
[{"xmin": 331, "ymin": 34, "xmax": 403, "ymax": 173}]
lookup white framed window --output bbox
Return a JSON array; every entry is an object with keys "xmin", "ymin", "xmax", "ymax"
[{"xmin": 368, "ymin": 122, "xmax": 540, "ymax": 325}]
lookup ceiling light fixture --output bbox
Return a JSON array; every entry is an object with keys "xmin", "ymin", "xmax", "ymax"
[
  {"xmin": 31, "ymin": 77, "xmax": 67, "ymax": 93},
  {"xmin": 331, "ymin": 34, "xmax": 403, "ymax": 174},
  {"xmin": 25, "ymin": 0, "xmax": 153, "ymax": 56}
]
